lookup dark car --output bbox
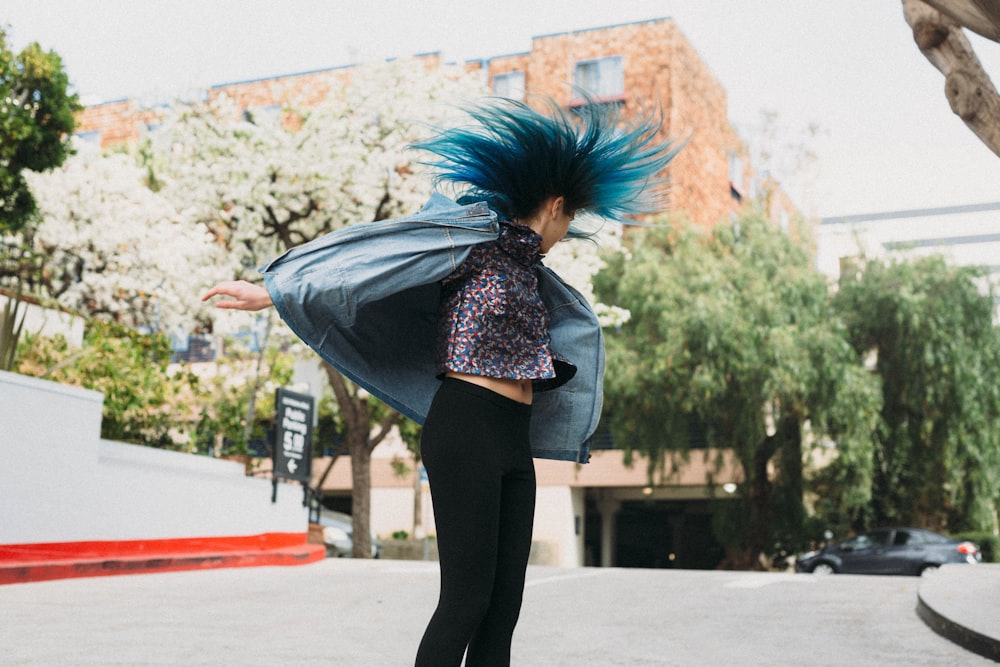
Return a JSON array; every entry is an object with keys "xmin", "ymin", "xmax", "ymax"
[{"xmin": 795, "ymin": 527, "xmax": 980, "ymax": 576}]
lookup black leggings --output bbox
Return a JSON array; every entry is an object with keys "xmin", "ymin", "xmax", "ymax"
[{"xmin": 415, "ymin": 377, "xmax": 536, "ymax": 667}]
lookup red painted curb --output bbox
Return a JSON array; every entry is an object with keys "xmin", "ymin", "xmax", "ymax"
[
  {"xmin": 0, "ymin": 532, "xmax": 309, "ymax": 562},
  {"xmin": 0, "ymin": 534, "xmax": 325, "ymax": 585}
]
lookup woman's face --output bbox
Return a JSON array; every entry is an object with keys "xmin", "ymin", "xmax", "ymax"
[{"xmin": 538, "ymin": 204, "xmax": 575, "ymax": 254}]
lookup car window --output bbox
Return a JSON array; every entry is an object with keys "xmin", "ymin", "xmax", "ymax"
[
  {"xmin": 893, "ymin": 530, "xmax": 912, "ymax": 546},
  {"xmin": 918, "ymin": 531, "xmax": 949, "ymax": 544},
  {"xmin": 866, "ymin": 530, "xmax": 891, "ymax": 547},
  {"xmin": 843, "ymin": 531, "xmax": 888, "ymax": 549},
  {"xmin": 841, "ymin": 536, "xmax": 865, "ymax": 549}
]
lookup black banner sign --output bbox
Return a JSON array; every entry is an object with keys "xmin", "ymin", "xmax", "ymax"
[{"xmin": 273, "ymin": 388, "xmax": 314, "ymax": 483}]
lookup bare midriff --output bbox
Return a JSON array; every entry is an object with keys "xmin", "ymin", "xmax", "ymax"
[{"xmin": 445, "ymin": 372, "xmax": 533, "ymax": 405}]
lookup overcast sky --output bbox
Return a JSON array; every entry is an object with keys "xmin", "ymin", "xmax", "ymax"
[{"xmin": 6, "ymin": 0, "xmax": 1000, "ymax": 218}]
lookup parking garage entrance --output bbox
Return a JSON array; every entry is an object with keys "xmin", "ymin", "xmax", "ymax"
[{"xmin": 585, "ymin": 497, "xmax": 726, "ymax": 570}]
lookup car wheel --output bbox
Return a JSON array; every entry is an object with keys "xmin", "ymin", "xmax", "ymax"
[
  {"xmin": 919, "ymin": 565, "xmax": 939, "ymax": 577},
  {"xmin": 812, "ymin": 562, "xmax": 836, "ymax": 575}
]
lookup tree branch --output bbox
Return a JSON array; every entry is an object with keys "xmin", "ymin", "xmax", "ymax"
[
  {"xmin": 370, "ymin": 410, "xmax": 403, "ymax": 451},
  {"xmin": 903, "ymin": 0, "xmax": 1000, "ymax": 156},
  {"xmin": 323, "ymin": 361, "xmax": 358, "ymax": 425},
  {"xmin": 919, "ymin": 0, "xmax": 1000, "ymax": 41},
  {"xmin": 371, "ymin": 186, "xmax": 393, "ymax": 223},
  {"xmin": 313, "ymin": 447, "xmax": 344, "ymax": 498}
]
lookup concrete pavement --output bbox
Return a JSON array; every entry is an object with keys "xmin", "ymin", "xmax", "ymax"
[{"xmin": 1, "ymin": 559, "xmax": 995, "ymax": 666}]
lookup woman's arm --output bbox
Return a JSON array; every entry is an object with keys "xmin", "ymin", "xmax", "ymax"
[{"xmin": 201, "ymin": 280, "xmax": 273, "ymax": 311}]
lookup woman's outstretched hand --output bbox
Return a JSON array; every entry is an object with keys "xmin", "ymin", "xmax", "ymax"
[{"xmin": 201, "ymin": 280, "xmax": 274, "ymax": 311}]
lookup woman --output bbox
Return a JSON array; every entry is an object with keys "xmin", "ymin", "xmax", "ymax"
[{"xmin": 203, "ymin": 97, "xmax": 676, "ymax": 666}]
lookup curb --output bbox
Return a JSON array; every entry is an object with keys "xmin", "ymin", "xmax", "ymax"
[
  {"xmin": 916, "ymin": 588, "xmax": 1000, "ymax": 662},
  {"xmin": 0, "ymin": 539, "xmax": 325, "ymax": 586}
]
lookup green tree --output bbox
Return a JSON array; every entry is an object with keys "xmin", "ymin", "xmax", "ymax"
[
  {"xmin": 595, "ymin": 213, "xmax": 881, "ymax": 568},
  {"xmin": 0, "ymin": 27, "xmax": 80, "ymax": 233},
  {"xmin": 832, "ymin": 255, "xmax": 1000, "ymax": 533},
  {"xmin": 15, "ymin": 321, "xmax": 201, "ymax": 448},
  {"xmin": 191, "ymin": 332, "xmax": 296, "ymax": 458}
]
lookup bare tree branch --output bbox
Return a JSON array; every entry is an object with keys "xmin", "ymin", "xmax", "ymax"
[
  {"xmin": 324, "ymin": 361, "xmax": 359, "ymax": 424},
  {"xmin": 370, "ymin": 410, "xmax": 402, "ymax": 450}
]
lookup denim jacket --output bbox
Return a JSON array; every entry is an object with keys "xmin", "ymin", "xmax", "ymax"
[{"xmin": 260, "ymin": 193, "xmax": 603, "ymax": 463}]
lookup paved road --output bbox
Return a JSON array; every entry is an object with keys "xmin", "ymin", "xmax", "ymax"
[{"xmin": 0, "ymin": 559, "xmax": 991, "ymax": 666}]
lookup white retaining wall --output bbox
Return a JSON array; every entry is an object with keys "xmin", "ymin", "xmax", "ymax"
[
  {"xmin": 0, "ymin": 370, "xmax": 308, "ymax": 545},
  {"xmin": 0, "ymin": 294, "xmax": 85, "ymax": 346}
]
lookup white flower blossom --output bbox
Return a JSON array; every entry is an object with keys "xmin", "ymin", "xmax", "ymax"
[
  {"xmin": 25, "ymin": 141, "xmax": 229, "ymax": 330},
  {"xmin": 149, "ymin": 60, "xmax": 483, "ymax": 282},
  {"xmin": 545, "ymin": 223, "xmax": 631, "ymax": 329}
]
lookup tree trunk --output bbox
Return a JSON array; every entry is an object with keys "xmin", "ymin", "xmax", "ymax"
[
  {"xmin": 349, "ymin": 426, "xmax": 373, "ymax": 558},
  {"xmin": 719, "ymin": 434, "xmax": 777, "ymax": 571},
  {"xmin": 903, "ymin": 0, "xmax": 1000, "ymax": 156},
  {"xmin": 323, "ymin": 361, "xmax": 374, "ymax": 558},
  {"xmin": 321, "ymin": 360, "xmax": 402, "ymax": 558},
  {"xmin": 745, "ymin": 438, "xmax": 776, "ymax": 570}
]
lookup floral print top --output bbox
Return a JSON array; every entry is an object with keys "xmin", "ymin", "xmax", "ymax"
[{"xmin": 435, "ymin": 217, "xmax": 575, "ymax": 390}]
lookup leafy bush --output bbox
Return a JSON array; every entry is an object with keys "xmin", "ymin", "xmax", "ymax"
[
  {"xmin": 0, "ymin": 291, "xmax": 26, "ymax": 370},
  {"xmin": 15, "ymin": 320, "xmax": 200, "ymax": 448}
]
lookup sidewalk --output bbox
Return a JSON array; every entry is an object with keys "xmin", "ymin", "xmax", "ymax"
[
  {"xmin": 917, "ymin": 563, "xmax": 1000, "ymax": 662},
  {"xmin": 1, "ymin": 559, "xmax": 994, "ymax": 666}
]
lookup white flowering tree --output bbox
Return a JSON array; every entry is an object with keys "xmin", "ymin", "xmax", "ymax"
[
  {"xmin": 150, "ymin": 59, "xmax": 484, "ymax": 557},
  {"xmin": 545, "ymin": 224, "xmax": 631, "ymax": 330},
  {"xmin": 151, "ymin": 60, "xmax": 479, "ymax": 274},
  {"xmin": 23, "ymin": 141, "xmax": 224, "ymax": 331}
]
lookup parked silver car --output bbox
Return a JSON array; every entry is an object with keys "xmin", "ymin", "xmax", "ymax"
[{"xmin": 317, "ymin": 511, "xmax": 380, "ymax": 558}]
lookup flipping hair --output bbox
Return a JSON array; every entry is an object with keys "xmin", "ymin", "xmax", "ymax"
[{"xmin": 412, "ymin": 96, "xmax": 678, "ymax": 235}]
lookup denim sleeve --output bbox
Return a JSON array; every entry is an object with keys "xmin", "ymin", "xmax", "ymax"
[{"xmin": 260, "ymin": 206, "xmax": 499, "ymax": 348}]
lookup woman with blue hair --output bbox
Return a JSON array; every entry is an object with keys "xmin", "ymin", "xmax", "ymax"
[{"xmin": 203, "ymin": 96, "xmax": 676, "ymax": 665}]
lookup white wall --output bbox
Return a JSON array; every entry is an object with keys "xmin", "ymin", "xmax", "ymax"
[
  {"xmin": 363, "ymin": 481, "xmax": 581, "ymax": 567},
  {"xmin": 816, "ymin": 203, "xmax": 1000, "ymax": 283},
  {"xmin": 0, "ymin": 295, "xmax": 84, "ymax": 346},
  {"xmin": 371, "ymin": 487, "xmax": 423, "ymax": 539},
  {"xmin": 532, "ymin": 485, "xmax": 585, "ymax": 567},
  {"xmin": 0, "ymin": 370, "xmax": 308, "ymax": 545}
]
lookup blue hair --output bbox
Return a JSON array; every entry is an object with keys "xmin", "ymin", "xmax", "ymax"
[{"xmin": 412, "ymin": 96, "xmax": 678, "ymax": 235}]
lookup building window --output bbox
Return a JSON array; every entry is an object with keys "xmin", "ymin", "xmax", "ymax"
[
  {"xmin": 728, "ymin": 152, "xmax": 745, "ymax": 200},
  {"xmin": 492, "ymin": 71, "xmax": 526, "ymax": 101},
  {"xmin": 243, "ymin": 104, "xmax": 282, "ymax": 127},
  {"xmin": 778, "ymin": 209, "xmax": 790, "ymax": 233},
  {"xmin": 75, "ymin": 130, "xmax": 102, "ymax": 145},
  {"xmin": 573, "ymin": 56, "xmax": 624, "ymax": 102}
]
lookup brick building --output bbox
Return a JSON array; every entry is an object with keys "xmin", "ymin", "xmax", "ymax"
[
  {"xmin": 76, "ymin": 18, "xmax": 788, "ymax": 229},
  {"xmin": 487, "ymin": 19, "xmax": 745, "ymax": 227},
  {"xmin": 73, "ymin": 18, "xmax": 787, "ymax": 569}
]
